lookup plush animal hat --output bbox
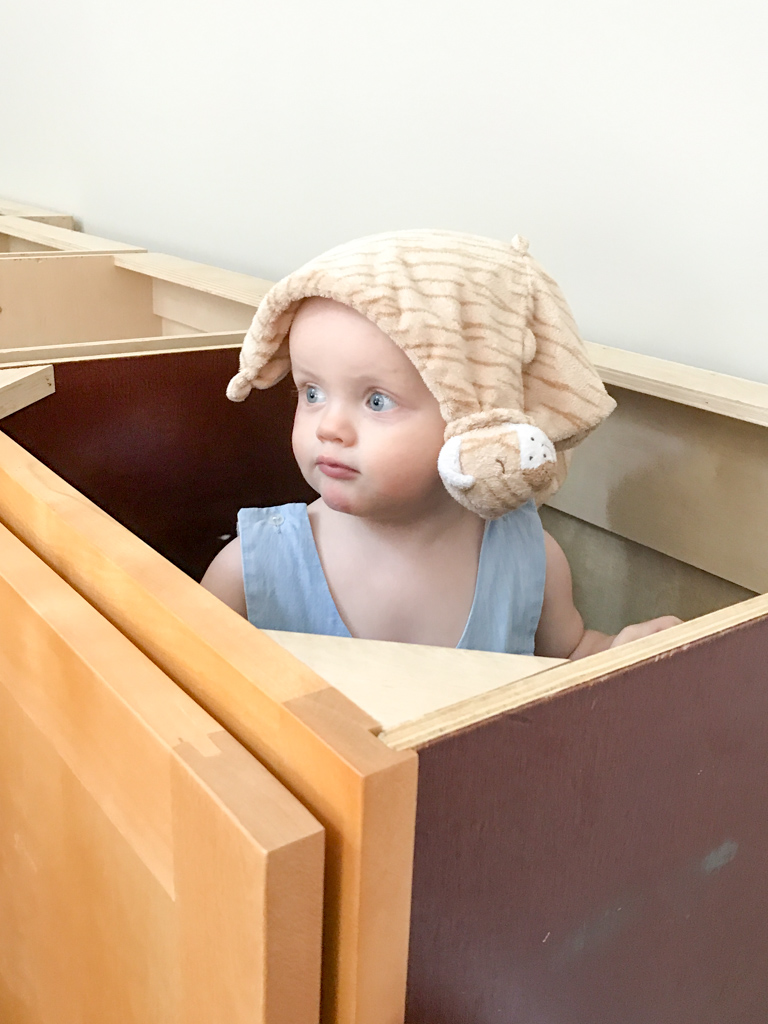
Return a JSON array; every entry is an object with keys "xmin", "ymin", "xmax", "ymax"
[{"xmin": 227, "ymin": 229, "xmax": 615, "ymax": 518}]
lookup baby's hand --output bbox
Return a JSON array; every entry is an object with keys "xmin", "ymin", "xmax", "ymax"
[{"xmin": 609, "ymin": 615, "xmax": 683, "ymax": 648}]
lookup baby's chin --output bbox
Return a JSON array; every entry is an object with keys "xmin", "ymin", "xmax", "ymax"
[{"xmin": 316, "ymin": 480, "xmax": 363, "ymax": 517}]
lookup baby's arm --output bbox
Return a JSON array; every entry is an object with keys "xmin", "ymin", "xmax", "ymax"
[
  {"xmin": 535, "ymin": 532, "xmax": 681, "ymax": 660},
  {"xmin": 200, "ymin": 537, "xmax": 248, "ymax": 617}
]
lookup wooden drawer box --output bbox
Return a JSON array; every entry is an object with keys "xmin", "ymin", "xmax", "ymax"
[
  {"xmin": 1, "ymin": 225, "xmax": 767, "ymax": 1022},
  {"xmin": 0, "ymin": 515, "xmax": 324, "ymax": 1024},
  {"xmin": 2, "ymin": 333, "xmax": 767, "ymax": 1024},
  {"xmin": 0, "ymin": 251, "xmax": 271, "ymax": 371}
]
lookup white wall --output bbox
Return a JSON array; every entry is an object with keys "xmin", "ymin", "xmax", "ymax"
[{"xmin": 2, "ymin": 0, "xmax": 767, "ymax": 381}]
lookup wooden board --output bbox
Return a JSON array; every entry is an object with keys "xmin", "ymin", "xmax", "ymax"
[
  {"xmin": 540, "ymin": 505, "xmax": 756, "ymax": 635},
  {"xmin": 403, "ymin": 600, "xmax": 768, "ymax": 1024},
  {"xmin": 0, "ymin": 430, "xmax": 418, "ymax": 1024},
  {"xmin": 114, "ymin": 253, "xmax": 271, "ymax": 333},
  {"xmin": 0, "ymin": 331, "xmax": 242, "ymax": 368},
  {"xmin": 547, "ymin": 384, "xmax": 768, "ymax": 594},
  {"xmin": 266, "ymin": 630, "xmax": 563, "ymax": 733},
  {"xmin": 0, "ymin": 365, "xmax": 54, "ymax": 419},
  {"xmin": 0, "ymin": 254, "xmax": 161, "ymax": 347},
  {"xmin": 0, "ymin": 198, "xmax": 75, "ymax": 228},
  {"xmin": 0, "ymin": 521, "xmax": 324, "ymax": 1024},
  {"xmin": 381, "ymin": 593, "xmax": 768, "ymax": 749},
  {"xmin": 0, "ymin": 215, "xmax": 145, "ymax": 256},
  {"xmin": 586, "ymin": 341, "xmax": 768, "ymax": 427}
]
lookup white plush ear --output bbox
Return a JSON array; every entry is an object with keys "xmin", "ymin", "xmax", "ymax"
[{"xmin": 437, "ymin": 436, "xmax": 475, "ymax": 491}]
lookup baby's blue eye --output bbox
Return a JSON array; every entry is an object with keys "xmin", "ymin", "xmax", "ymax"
[
  {"xmin": 305, "ymin": 385, "xmax": 325, "ymax": 404},
  {"xmin": 367, "ymin": 392, "xmax": 396, "ymax": 412}
]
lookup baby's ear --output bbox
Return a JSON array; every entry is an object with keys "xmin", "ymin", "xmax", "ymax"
[{"xmin": 521, "ymin": 263, "xmax": 615, "ymax": 448}]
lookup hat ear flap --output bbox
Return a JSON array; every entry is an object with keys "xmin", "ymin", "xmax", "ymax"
[{"xmin": 521, "ymin": 264, "xmax": 616, "ymax": 448}]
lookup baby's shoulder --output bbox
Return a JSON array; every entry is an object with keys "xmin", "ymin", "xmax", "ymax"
[{"xmin": 199, "ymin": 536, "xmax": 247, "ymax": 616}]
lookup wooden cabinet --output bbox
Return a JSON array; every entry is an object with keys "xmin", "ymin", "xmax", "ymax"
[
  {"xmin": 0, "ymin": 517, "xmax": 324, "ymax": 1024},
  {"xmin": 1, "ymin": 227, "xmax": 767, "ymax": 1023}
]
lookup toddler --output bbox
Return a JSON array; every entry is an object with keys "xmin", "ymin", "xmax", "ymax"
[{"xmin": 202, "ymin": 230, "xmax": 680, "ymax": 659}]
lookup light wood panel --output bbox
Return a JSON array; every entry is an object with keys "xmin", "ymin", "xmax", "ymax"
[
  {"xmin": 547, "ymin": 384, "xmax": 768, "ymax": 594},
  {"xmin": 0, "ymin": 432, "xmax": 417, "ymax": 1024},
  {"xmin": 114, "ymin": 251, "xmax": 273, "ymax": 305},
  {"xmin": 382, "ymin": 590, "xmax": 768, "ymax": 750},
  {"xmin": 0, "ymin": 254, "xmax": 161, "ymax": 347},
  {"xmin": 0, "ymin": 198, "xmax": 75, "ymax": 228},
  {"xmin": 114, "ymin": 253, "xmax": 271, "ymax": 333},
  {"xmin": 0, "ymin": 215, "xmax": 145, "ymax": 256},
  {"xmin": 586, "ymin": 341, "xmax": 768, "ymax": 427},
  {"xmin": 0, "ymin": 332, "xmax": 243, "ymax": 367},
  {"xmin": 540, "ymin": 505, "xmax": 756, "ymax": 635},
  {"xmin": 267, "ymin": 630, "xmax": 563, "ymax": 733},
  {"xmin": 0, "ymin": 521, "xmax": 324, "ymax": 1024},
  {"xmin": 154, "ymin": 279, "xmax": 258, "ymax": 332},
  {"xmin": 0, "ymin": 365, "xmax": 54, "ymax": 418}
]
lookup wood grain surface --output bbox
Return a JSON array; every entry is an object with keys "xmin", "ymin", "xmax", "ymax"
[
  {"xmin": 0, "ymin": 522, "xmax": 324, "ymax": 1024},
  {"xmin": 0, "ymin": 365, "xmax": 54, "ymax": 419},
  {"xmin": 0, "ymin": 215, "xmax": 145, "ymax": 255},
  {"xmin": 406, "ymin": 612, "xmax": 768, "ymax": 1024},
  {"xmin": 0, "ymin": 198, "xmax": 75, "ymax": 228},
  {"xmin": 0, "ymin": 254, "xmax": 161, "ymax": 347},
  {"xmin": 548, "ymin": 384, "xmax": 768, "ymax": 593},
  {"xmin": 0, "ymin": 430, "xmax": 418, "ymax": 1024}
]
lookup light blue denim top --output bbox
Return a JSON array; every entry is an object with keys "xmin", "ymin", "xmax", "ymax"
[{"xmin": 238, "ymin": 501, "xmax": 546, "ymax": 655}]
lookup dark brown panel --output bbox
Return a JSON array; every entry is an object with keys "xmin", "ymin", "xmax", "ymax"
[
  {"xmin": 1, "ymin": 351, "xmax": 313, "ymax": 578},
  {"xmin": 408, "ymin": 616, "xmax": 768, "ymax": 1024}
]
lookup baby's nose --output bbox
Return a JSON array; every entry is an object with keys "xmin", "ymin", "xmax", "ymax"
[{"xmin": 316, "ymin": 402, "xmax": 355, "ymax": 444}]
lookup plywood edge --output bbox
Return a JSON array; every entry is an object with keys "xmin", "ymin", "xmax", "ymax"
[
  {"xmin": 0, "ymin": 332, "xmax": 243, "ymax": 367},
  {"xmin": 0, "ymin": 198, "xmax": 76, "ymax": 227},
  {"xmin": 0, "ymin": 215, "xmax": 144, "ymax": 254},
  {"xmin": 587, "ymin": 341, "xmax": 768, "ymax": 427},
  {"xmin": 381, "ymin": 592, "xmax": 768, "ymax": 750},
  {"xmin": 0, "ymin": 364, "xmax": 54, "ymax": 418},
  {"xmin": 267, "ymin": 629, "xmax": 563, "ymax": 733},
  {"xmin": 114, "ymin": 252, "xmax": 273, "ymax": 308}
]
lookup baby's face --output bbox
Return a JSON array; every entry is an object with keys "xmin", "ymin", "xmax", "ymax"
[{"xmin": 289, "ymin": 298, "xmax": 449, "ymax": 521}]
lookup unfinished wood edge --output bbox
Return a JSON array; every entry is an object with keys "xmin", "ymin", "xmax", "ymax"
[
  {"xmin": 374, "ymin": 653, "xmax": 564, "ymax": 748},
  {"xmin": 0, "ymin": 332, "xmax": 244, "ymax": 367},
  {"xmin": 0, "ymin": 246, "xmax": 145, "ymax": 259},
  {"xmin": 266, "ymin": 628, "xmax": 564, "ymax": 734},
  {"xmin": 0, "ymin": 344, "xmax": 242, "ymax": 368},
  {"xmin": 586, "ymin": 341, "xmax": 768, "ymax": 427},
  {"xmin": 0, "ymin": 364, "xmax": 55, "ymax": 418},
  {"xmin": 0, "ymin": 200, "xmax": 77, "ymax": 229},
  {"xmin": 114, "ymin": 252, "xmax": 273, "ymax": 307},
  {"xmin": 0, "ymin": 216, "xmax": 145, "ymax": 254},
  {"xmin": 381, "ymin": 592, "xmax": 768, "ymax": 750}
]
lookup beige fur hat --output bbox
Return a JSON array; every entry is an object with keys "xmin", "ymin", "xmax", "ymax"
[{"xmin": 227, "ymin": 229, "xmax": 615, "ymax": 518}]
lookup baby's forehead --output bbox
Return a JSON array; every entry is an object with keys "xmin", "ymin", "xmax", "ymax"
[
  {"xmin": 291, "ymin": 295, "xmax": 369, "ymax": 328},
  {"xmin": 288, "ymin": 297, "xmax": 425, "ymax": 385}
]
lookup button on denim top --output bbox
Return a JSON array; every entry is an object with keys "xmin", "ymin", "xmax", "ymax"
[{"xmin": 238, "ymin": 501, "xmax": 546, "ymax": 655}]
